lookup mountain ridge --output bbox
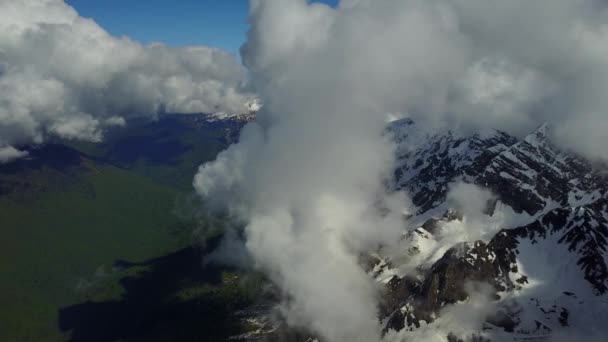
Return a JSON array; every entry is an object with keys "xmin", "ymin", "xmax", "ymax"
[{"xmin": 375, "ymin": 119, "xmax": 608, "ymax": 341}]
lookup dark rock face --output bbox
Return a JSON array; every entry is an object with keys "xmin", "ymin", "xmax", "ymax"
[
  {"xmin": 383, "ymin": 239, "xmax": 517, "ymax": 332},
  {"xmin": 381, "ymin": 275, "xmax": 421, "ymax": 333},
  {"xmin": 420, "ymin": 241, "xmax": 499, "ymax": 307}
]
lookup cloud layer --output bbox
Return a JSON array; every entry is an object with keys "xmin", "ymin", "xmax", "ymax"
[
  {"xmin": 0, "ymin": 0, "xmax": 253, "ymax": 156},
  {"xmin": 243, "ymin": 0, "xmax": 608, "ymax": 160}
]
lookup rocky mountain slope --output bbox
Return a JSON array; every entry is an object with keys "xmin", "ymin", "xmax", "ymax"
[{"xmin": 376, "ymin": 119, "xmax": 608, "ymax": 341}]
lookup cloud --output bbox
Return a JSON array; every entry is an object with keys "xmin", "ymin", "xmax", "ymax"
[
  {"xmin": 244, "ymin": 0, "xmax": 608, "ymax": 160},
  {"xmin": 446, "ymin": 182, "xmax": 494, "ymax": 217},
  {"xmin": 0, "ymin": 145, "xmax": 28, "ymax": 163},
  {"xmin": 0, "ymin": 0, "xmax": 253, "ymax": 150},
  {"xmin": 195, "ymin": 0, "xmax": 608, "ymax": 340},
  {"xmin": 442, "ymin": 182, "xmax": 502, "ymax": 243},
  {"xmin": 444, "ymin": 0, "xmax": 608, "ymax": 160},
  {"xmin": 197, "ymin": 0, "xmax": 424, "ymax": 339}
]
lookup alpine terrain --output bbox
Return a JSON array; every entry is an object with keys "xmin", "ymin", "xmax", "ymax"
[{"xmin": 372, "ymin": 119, "xmax": 608, "ymax": 341}]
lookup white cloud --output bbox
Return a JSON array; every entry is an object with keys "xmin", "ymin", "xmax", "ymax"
[
  {"xmin": 0, "ymin": 145, "xmax": 28, "ymax": 163},
  {"xmin": 0, "ymin": 0, "xmax": 253, "ymax": 151},
  {"xmin": 48, "ymin": 114, "xmax": 103, "ymax": 142}
]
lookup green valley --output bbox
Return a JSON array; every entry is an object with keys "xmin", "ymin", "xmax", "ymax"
[{"xmin": 0, "ymin": 114, "xmax": 258, "ymax": 342}]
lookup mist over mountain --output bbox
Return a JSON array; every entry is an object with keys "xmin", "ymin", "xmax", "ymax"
[
  {"xmin": 195, "ymin": 1, "xmax": 608, "ymax": 341},
  {"xmin": 192, "ymin": 117, "xmax": 608, "ymax": 342},
  {"xmin": 375, "ymin": 119, "xmax": 608, "ymax": 341}
]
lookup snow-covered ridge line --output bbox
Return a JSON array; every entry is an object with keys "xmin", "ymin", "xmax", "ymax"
[
  {"xmin": 208, "ymin": 98, "xmax": 261, "ymax": 122},
  {"xmin": 373, "ymin": 120, "xmax": 608, "ymax": 341},
  {"xmin": 389, "ymin": 119, "xmax": 608, "ymax": 219}
]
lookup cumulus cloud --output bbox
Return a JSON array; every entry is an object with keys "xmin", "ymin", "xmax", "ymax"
[
  {"xmin": 0, "ymin": 145, "xmax": 28, "ymax": 163},
  {"xmin": 447, "ymin": 182, "xmax": 494, "ymax": 217},
  {"xmin": 195, "ymin": 0, "xmax": 608, "ymax": 340},
  {"xmin": 445, "ymin": 0, "xmax": 608, "ymax": 160},
  {"xmin": 0, "ymin": 0, "xmax": 253, "ymax": 151},
  {"xmin": 442, "ymin": 182, "xmax": 502, "ymax": 243},
  {"xmin": 196, "ymin": 0, "xmax": 424, "ymax": 339},
  {"xmin": 242, "ymin": 0, "xmax": 608, "ymax": 160}
]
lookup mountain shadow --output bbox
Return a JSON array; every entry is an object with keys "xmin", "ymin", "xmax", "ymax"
[{"xmin": 58, "ymin": 238, "xmax": 258, "ymax": 342}]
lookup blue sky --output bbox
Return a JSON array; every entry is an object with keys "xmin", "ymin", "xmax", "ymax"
[{"xmin": 67, "ymin": 0, "xmax": 338, "ymax": 55}]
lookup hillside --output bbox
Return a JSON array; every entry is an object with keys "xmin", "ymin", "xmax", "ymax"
[
  {"xmin": 376, "ymin": 120, "xmax": 608, "ymax": 341},
  {"xmin": 0, "ymin": 113, "xmax": 254, "ymax": 342},
  {"xmin": 231, "ymin": 119, "xmax": 608, "ymax": 341}
]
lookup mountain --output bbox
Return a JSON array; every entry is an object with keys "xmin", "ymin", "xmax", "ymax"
[
  {"xmin": 209, "ymin": 98, "xmax": 260, "ymax": 122},
  {"xmin": 375, "ymin": 120, "xmax": 608, "ymax": 341},
  {"xmin": 0, "ymin": 113, "xmax": 254, "ymax": 342},
  {"xmin": 62, "ymin": 112, "xmax": 254, "ymax": 189},
  {"xmin": 390, "ymin": 120, "xmax": 607, "ymax": 219},
  {"xmin": 390, "ymin": 118, "xmax": 518, "ymax": 215}
]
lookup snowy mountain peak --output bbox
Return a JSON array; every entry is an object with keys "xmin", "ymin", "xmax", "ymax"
[
  {"xmin": 389, "ymin": 119, "xmax": 607, "ymax": 217},
  {"xmin": 375, "ymin": 120, "xmax": 608, "ymax": 341},
  {"xmin": 207, "ymin": 98, "xmax": 261, "ymax": 122}
]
